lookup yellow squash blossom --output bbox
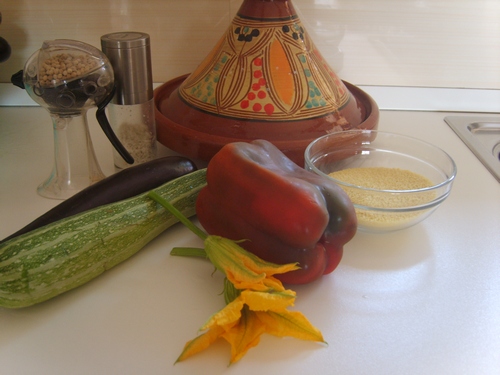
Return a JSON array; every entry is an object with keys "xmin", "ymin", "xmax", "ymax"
[
  {"xmin": 205, "ymin": 235, "xmax": 299, "ymax": 292},
  {"xmin": 176, "ymin": 288, "xmax": 324, "ymax": 365},
  {"xmin": 148, "ymin": 191, "xmax": 326, "ymax": 365}
]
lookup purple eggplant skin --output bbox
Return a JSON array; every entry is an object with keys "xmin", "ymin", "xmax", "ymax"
[{"xmin": 1, "ymin": 156, "xmax": 197, "ymax": 244}]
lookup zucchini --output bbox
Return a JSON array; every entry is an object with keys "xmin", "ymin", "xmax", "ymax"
[
  {"xmin": 1, "ymin": 156, "xmax": 197, "ymax": 244},
  {"xmin": 0, "ymin": 169, "xmax": 207, "ymax": 309}
]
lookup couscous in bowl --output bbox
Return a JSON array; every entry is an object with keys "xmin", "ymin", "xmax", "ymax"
[{"xmin": 304, "ymin": 130, "xmax": 457, "ymax": 233}]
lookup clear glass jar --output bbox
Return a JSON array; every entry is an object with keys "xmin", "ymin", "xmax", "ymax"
[{"xmin": 107, "ymin": 99, "xmax": 157, "ymax": 169}]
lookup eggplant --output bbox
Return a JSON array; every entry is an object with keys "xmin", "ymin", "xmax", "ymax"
[{"xmin": 1, "ymin": 156, "xmax": 197, "ymax": 244}]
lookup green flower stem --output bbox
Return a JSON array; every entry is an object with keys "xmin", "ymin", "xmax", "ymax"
[
  {"xmin": 171, "ymin": 247, "xmax": 208, "ymax": 258},
  {"xmin": 148, "ymin": 191, "xmax": 207, "ymax": 241},
  {"xmin": 224, "ymin": 277, "xmax": 241, "ymax": 304}
]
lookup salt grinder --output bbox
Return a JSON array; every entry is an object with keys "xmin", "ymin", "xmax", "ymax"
[{"xmin": 101, "ymin": 32, "xmax": 157, "ymax": 169}]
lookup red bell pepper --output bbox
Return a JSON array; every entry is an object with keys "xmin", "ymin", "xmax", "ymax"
[{"xmin": 196, "ymin": 140, "xmax": 357, "ymax": 284}]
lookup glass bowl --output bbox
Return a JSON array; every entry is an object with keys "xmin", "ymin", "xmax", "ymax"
[{"xmin": 304, "ymin": 130, "xmax": 457, "ymax": 233}]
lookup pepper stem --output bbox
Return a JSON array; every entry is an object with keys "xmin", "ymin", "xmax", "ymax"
[{"xmin": 148, "ymin": 191, "xmax": 207, "ymax": 240}]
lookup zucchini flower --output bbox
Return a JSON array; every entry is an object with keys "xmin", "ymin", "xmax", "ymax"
[{"xmin": 148, "ymin": 191, "xmax": 325, "ymax": 365}]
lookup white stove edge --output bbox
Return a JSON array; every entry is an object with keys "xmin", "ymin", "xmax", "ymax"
[{"xmin": 0, "ymin": 82, "xmax": 499, "ymax": 113}]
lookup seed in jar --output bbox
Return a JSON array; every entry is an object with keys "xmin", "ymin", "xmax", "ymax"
[{"xmin": 38, "ymin": 53, "xmax": 100, "ymax": 87}]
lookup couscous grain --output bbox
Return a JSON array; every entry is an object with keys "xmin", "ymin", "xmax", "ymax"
[{"xmin": 329, "ymin": 167, "xmax": 436, "ymax": 228}]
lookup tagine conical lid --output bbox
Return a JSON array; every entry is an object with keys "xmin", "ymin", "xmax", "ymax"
[{"xmin": 155, "ymin": 0, "xmax": 378, "ymax": 165}]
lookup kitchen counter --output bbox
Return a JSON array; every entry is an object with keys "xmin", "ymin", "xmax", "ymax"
[{"xmin": 0, "ymin": 105, "xmax": 499, "ymax": 375}]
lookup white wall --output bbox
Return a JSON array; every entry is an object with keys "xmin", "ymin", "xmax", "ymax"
[{"xmin": 1, "ymin": 0, "xmax": 499, "ymax": 89}]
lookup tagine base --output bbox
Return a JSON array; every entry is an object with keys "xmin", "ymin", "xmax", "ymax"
[{"xmin": 154, "ymin": 74, "xmax": 379, "ymax": 166}]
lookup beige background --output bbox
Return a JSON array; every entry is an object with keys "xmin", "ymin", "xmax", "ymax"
[{"xmin": 1, "ymin": 0, "xmax": 499, "ymax": 89}]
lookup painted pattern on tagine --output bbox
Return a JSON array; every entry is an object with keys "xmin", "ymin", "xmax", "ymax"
[{"xmin": 178, "ymin": 14, "xmax": 350, "ymax": 121}]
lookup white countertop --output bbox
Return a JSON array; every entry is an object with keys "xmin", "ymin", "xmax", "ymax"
[{"xmin": 0, "ymin": 105, "xmax": 499, "ymax": 375}]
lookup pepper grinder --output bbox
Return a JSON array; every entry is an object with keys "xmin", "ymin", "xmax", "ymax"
[
  {"xmin": 101, "ymin": 32, "xmax": 157, "ymax": 169},
  {"xmin": 14, "ymin": 39, "xmax": 133, "ymax": 199}
]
